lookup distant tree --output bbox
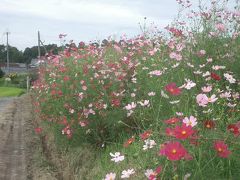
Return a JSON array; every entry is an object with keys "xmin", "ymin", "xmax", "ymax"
[
  {"xmin": 0, "ymin": 45, "xmax": 5, "ymax": 64},
  {"xmin": 8, "ymin": 46, "xmax": 24, "ymax": 63},
  {"xmin": 23, "ymin": 44, "xmax": 59, "ymax": 64},
  {"xmin": 0, "ymin": 44, "xmax": 24, "ymax": 64}
]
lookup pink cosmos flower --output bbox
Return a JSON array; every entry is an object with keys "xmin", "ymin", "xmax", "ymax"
[
  {"xmin": 201, "ymin": 86, "xmax": 212, "ymax": 93},
  {"xmin": 114, "ymin": 44, "xmax": 122, "ymax": 54},
  {"xmin": 215, "ymin": 23, "xmax": 226, "ymax": 32},
  {"xmin": 166, "ymin": 127, "xmax": 175, "ymax": 137},
  {"xmin": 149, "ymin": 48, "xmax": 158, "ymax": 56},
  {"xmin": 104, "ymin": 172, "xmax": 116, "ymax": 180},
  {"xmin": 208, "ymin": 94, "xmax": 218, "ymax": 103},
  {"xmin": 164, "ymin": 117, "xmax": 180, "ymax": 124},
  {"xmin": 183, "ymin": 116, "xmax": 197, "ymax": 127},
  {"xmin": 197, "ymin": 50, "xmax": 206, "ymax": 57},
  {"xmin": 169, "ymin": 52, "xmax": 182, "ymax": 61},
  {"xmin": 125, "ymin": 102, "xmax": 137, "ymax": 111},
  {"xmin": 34, "ymin": 127, "xmax": 42, "ymax": 134},
  {"xmin": 196, "ymin": 94, "xmax": 209, "ymax": 107},
  {"xmin": 148, "ymin": 70, "xmax": 163, "ymax": 76}
]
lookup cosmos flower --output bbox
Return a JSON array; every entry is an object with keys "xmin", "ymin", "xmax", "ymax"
[
  {"xmin": 174, "ymin": 124, "xmax": 195, "ymax": 139},
  {"xmin": 123, "ymin": 136, "xmax": 135, "ymax": 147},
  {"xmin": 180, "ymin": 79, "xmax": 196, "ymax": 90},
  {"xmin": 201, "ymin": 86, "xmax": 212, "ymax": 93},
  {"xmin": 227, "ymin": 124, "xmax": 240, "ymax": 136},
  {"xmin": 165, "ymin": 83, "xmax": 182, "ymax": 96},
  {"xmin": 196, "ymin": 94, "xmax": 209, "ymax": 107},
  {"xmin": 204, "ymin": 120, "xmax": 215, "ymax": 129},
  {"xmin": 140, "ymin": 130, "xmax": 152, "ymax": 140},
  {"xmin": 208, "ymin": 94, "xmax": 218, "ymax": 103},
  {"xmin": 110, "ymin": 152, "xmax": 124, "ymax": 163},
  {"xmin": 183, "ymin": 116, "xmax": 197, "ymax": 127},
  {"xmin": 104, "ymin": 172, "xmax": 116, "ymax": 180},
  {"xmin": 143, "ymin": 139, "xmax": 157, "ymax": 150},
  {"xmin": 159, "ymin": 141, "xmax": 187, "ymax": 161},
  {"xmin": 164, "ymin": 117, "xmax": 180, "ymax": 124},
  {"xmin": 213, "ymin": 141, "xmax": 231, "ymax": 158},
  {"xmin": 211, "ymin": 72, "xmax": 221, "ymax": 81},
  {"xmin": 215, "ymin": 23, "xmax": 226, "ymax": 32},
  {"xmin": 224, "ymin": 73, "xmax": 236, "ymax": 84},
  {"xmin": 125, "ymin": 102, "xmax": 137, "ymax": 110},
  {"xmin": 121, "ymin": 169, "xmax": 135, "ymax": 179},
  {"xmin": 34, "ymin": 127, "xmax": 42, "ymax": 134}
]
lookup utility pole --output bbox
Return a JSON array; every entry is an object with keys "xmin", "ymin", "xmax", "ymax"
[
  {"xmin": 6, "ymin": 31, "xmax": 10, "ymax": 73},
  {"xmin": 38, "ymin": 30, "xmax": 41, "ymax": 59},
  {"xmin": 37, "ymin": 31, "xmax": 47, "ymax": 67}
]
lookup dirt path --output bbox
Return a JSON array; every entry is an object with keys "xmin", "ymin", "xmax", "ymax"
[{"xmin": 0, "ymin": 95, "xmax": 31, "ymax": 180}]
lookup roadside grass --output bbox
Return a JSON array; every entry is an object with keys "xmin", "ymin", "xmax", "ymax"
[{"xmin": 0, "ymin": 87, "xmax": 25, "ymax": 97}]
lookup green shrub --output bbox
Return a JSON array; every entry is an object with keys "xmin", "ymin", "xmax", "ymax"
[{"xmin": 0, "ymin": 68, "xmax": 5, "ymax": 78}]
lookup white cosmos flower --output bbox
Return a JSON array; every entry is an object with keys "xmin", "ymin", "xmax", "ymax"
[
  {"xmin": 169, "ymin": 100, "xmax": 180, "ymax": 104},
  {"xmin": 227, "ymin": 103, "xmax": 236, "ymax": 107},
  {"xmin": 121, "ymin": 169, "xmax": 135, "ymax": 179},
  {"xmin": 110, "ymin": 152, "xmax": 124, "ymax": 163},
  {"xmin": 181, "ymin": 79, "xmax": 196, "ymax": 90},
  {"xmin": 143, "ymin": 139, "xmax": 156, "ymax": 150},
  {"xmin": 212, "ymin": 65, "xmax": 226, "ymax": 70},
  {"xmin": 138, "ymin": 100, "xmax": 150, "ymax": 107},
  {"xmin": 148, "ymin": 92, "xmax": 156, "ymax": 96},
  {"xmin": 161, "ymin": 90, "xmax": 169, "ymax": 99},
  {"xmin": 224, "ymin": 73, "xmax": 236, "ymax": 84},
  {"xmin": 172, "ymin": 63, "xmax": 180, "ymax": 68},
  {"xmin": 202, "ymin": 71, "xmax": 210, "ymax": 77}
]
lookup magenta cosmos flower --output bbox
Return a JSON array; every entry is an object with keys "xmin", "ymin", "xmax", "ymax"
[
  {"xmin": 159, "ymin": 141, "xmax": 187, "ymax": 161},
  {"xmin": 214, "ymin": 140, "xmax": 231, "ymax": 158},
  {"xmin": 165, "ymin": 83, "xmax": 182, "ymax": 96},
  {"xmin": 174, "ymin": 124, "xmax": 195, "ymax": 139}
]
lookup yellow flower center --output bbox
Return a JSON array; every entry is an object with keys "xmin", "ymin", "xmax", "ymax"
[
  {"xmin": 218, "ymin": 148, "xmax": 223, "ymax": 152},
  {"xmin": 206, "ymin": 124, "xmax": 210, "ymax": 128},
  {"xmin": 172, "ymin": 149, "xmax": 177, "ymax": 154},
  {"xmin": 182, "ymin": 130, "xmax": 186, "ymax": 135}
]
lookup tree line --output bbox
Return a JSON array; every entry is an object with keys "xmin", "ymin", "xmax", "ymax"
[{"xmin": 0, "ymin": 44, "xmax": 60, "ymax": 64}]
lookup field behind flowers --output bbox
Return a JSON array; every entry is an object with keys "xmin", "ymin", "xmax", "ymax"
[{"xmin": 32, "ymin": 1, "xmax": 240, "ymax": 179}]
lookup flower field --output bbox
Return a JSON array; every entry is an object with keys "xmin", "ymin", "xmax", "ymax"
[{"xmin": 32, "ymin": 0, "xmax": 240, "ymax": 179}]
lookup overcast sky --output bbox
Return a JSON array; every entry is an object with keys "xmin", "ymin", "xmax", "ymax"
[
  {"xmin": 0, "ymin": 0, "xmax": 185, "ymax": 50},
  {"xmin": 1, "ymin": 0, "xmax": 236, "ymax": 51}
]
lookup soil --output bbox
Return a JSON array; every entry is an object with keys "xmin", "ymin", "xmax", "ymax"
[{"xmin": 0, "ymin": 95, "xmax": 57, "ymax": 180}]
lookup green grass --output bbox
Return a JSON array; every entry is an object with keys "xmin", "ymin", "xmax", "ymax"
[{"xmin": 0, "ymin": 87, "xmax": 25, "ymax": 97}]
